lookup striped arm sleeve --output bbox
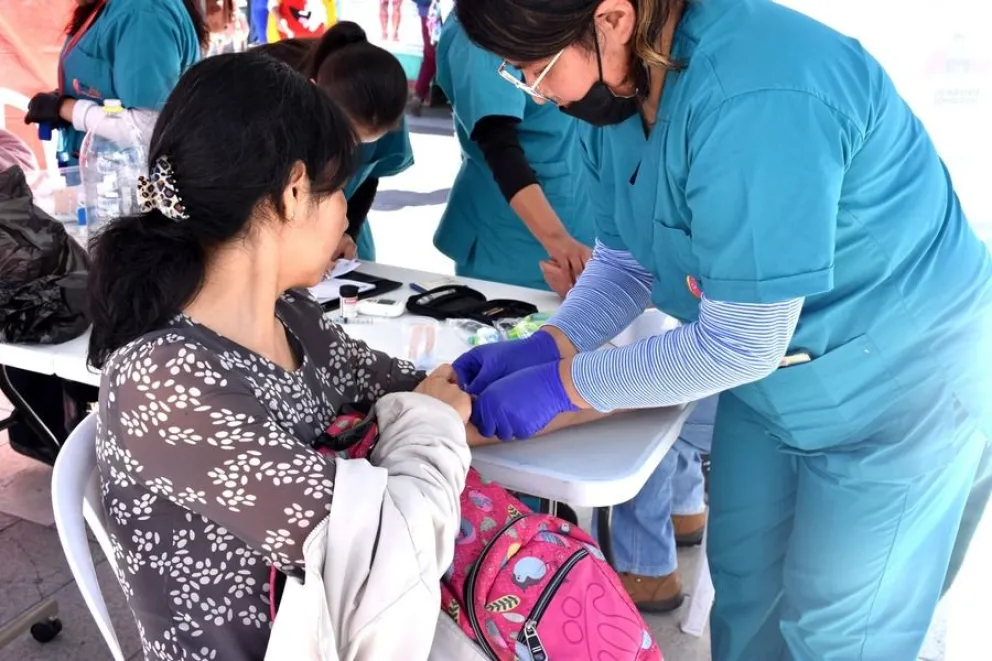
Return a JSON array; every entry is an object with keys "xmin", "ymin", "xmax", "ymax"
[
  {"xmin": 547, "ymin": 242, "xmax": 654, "ymax": 352},
  {"xmin": 571, "ymin": 296, "xmax": 804, "ymax": 412}
]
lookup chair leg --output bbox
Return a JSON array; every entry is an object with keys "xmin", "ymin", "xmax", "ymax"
[
  {"xmin": 596, "ymin": 506, "xmax": 616, "ymax": 568},
  {"xmin": 680, "ymin": 528, "xmax": 714, "ymax": 637},
  {"xmin": 0, "ymin": 365, "xmax": 61, "ymax": 464},
  {"xmin": 0, "ymin": 598, "xmax": 60, "ymax": 648}
]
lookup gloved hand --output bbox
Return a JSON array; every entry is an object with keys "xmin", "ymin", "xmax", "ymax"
[
  {"xmin": 470, "ymin": 361, "xmax": 579, "ymax": 441},
  {"xmin": 24, "ymin": 92, "xmax": 67, "ymax": 127},
  {"xmin": 453, "ymin": 329, "xmax": 560, "ymax": 395}
]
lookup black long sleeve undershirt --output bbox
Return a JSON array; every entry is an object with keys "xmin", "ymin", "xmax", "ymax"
[
  {"xmin": 346, "ymin": 177, "xmax": 379, "ymax": 239},
  {"xmin": 470, "ymin": 115, "xmax": 539, "ymax": 202}
]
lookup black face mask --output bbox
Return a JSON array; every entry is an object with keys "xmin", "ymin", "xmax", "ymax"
[{"xmin": 559, "ymin": 39, "xmax": 642, "ymax": 127}]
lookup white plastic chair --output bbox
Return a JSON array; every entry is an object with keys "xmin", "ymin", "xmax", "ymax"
[
  {"xmin": 51, "ymin": 412, "xmax": 126, "ymax": 661},
  {"xmin": 0, "ymin": 87, "xmax": 61, "ymax": 176}
]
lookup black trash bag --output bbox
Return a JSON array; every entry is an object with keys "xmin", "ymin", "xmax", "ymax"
[{"xmin": 0, "ymin": 165, "xmax": 90, "ymax": 344}]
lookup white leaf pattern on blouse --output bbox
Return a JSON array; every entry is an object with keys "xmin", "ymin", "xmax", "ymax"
[{"xmin": 96, "ymin": 293, "xmax": 421, "ymax": 660}]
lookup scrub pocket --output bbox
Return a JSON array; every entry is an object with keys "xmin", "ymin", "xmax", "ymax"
[
  {"xmin": 65, "ymin": 50, "xmax": 113, "ymax": 102},
  {"xmin": 649, "ymin": 224, "xmax": 701, "ymax": 323},
  {"xmin": 735, "ymin": 334, "xmax": 905, "ymax": 452}
]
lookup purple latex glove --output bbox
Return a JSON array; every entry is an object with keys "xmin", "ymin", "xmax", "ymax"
[
  {"xmin": 470, "ymin": 361, "xmax": 579, "ymax": 441},
  {"xmin": 453, "ymin": 329, "xmax": 560, "ymax": 395}
]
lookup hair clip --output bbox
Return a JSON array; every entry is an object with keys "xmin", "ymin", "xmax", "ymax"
[{"xmin": 137, "ymin": 156, "xmax": 189, "ymax": 221}]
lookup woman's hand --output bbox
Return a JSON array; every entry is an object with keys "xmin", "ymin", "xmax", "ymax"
[
  {"xmin": 333, "ymin": 234, "xmax": 358, "ymax": 261},
  {"xmin": 415, "ymin": 364, "xmax": 471, "ymax": 424},
  {"xmin": 544, "ymin": 235, "xmax": 592, "ymax": 287},
  {"xmin": 540, "ymin": 259, "xmax": 572, "ymax": 299},
  {"xmin": 452, "ymin": 330, "xmax": 561, "ymax": 395}
]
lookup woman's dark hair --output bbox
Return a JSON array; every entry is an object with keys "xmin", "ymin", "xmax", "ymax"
[
  {"xmin": 252, "ymin": 38, "xmax": 317, "ymax": 72},
  {"xmin": 456, "ymin": 0, "xmax": 680, "ymax": 70},
  {"xmin": 68, "ymin": 0, "xmax": 210, "ymax": 49},
  {"xmin": 87, "ymin": 52, "xmax": 356, "ymax": 369},
  {"xmin": 286, "ymin": 21, "xmax": 407, "ymax": 134}
]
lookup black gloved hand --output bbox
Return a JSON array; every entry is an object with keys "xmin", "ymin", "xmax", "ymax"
[{"xmin": 24, "ymin": 91, "xmax": 67, "ymax": 127}]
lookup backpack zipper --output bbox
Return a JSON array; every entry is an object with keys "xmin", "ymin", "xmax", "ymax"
[
  {"xmin": 464, "ymin": 515, "xmax": 530, "ymax": 660},
  {"xmin": 520, "ymin": 549, "xmax": 589, "ymax": 661}
]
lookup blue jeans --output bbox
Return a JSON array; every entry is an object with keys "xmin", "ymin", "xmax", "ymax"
[{"xmin": 596, "ymin": 396, "xmax": 718, "ymax": 576}]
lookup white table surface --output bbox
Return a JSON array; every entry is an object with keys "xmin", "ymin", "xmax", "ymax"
[{"xmin": 1, "ymin": 262, "xmax": 690, "ymax": 508}]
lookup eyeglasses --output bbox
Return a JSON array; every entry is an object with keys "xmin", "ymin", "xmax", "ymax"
[{"xmin": 497, "ymin": 50, "xmax": 564, "ymax": 103}]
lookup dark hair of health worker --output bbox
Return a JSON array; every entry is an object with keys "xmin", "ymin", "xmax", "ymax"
[
  {"xmin": 457, "ymin": 0, "xmax": 678, "ymax": 69},
  {"xmin": 255, "ymin": 21, "xmax": 408, "ymax": 136},
  {"xmin": 67, "ymin": 0, "xmax": 211, "ymax": 49},
  {"xmin": 86, "ymin": 52, "xmax": 357, "ymax": 369}
]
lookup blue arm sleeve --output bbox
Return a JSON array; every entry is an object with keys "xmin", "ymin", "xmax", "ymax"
[
  {"xmin": 571, "ymin": 296, "xmax": 804, "ymax": 412},
  {"xmin": 108, "ymin": 7, "xmax": 196, "ymax": 110},
  {"xmin": 686, "ymin": 91, "xmax": 858, "ymax": 303},
  {"xmin": 547, "ymin": 241, "xmax": 653, "ymax": 352}
]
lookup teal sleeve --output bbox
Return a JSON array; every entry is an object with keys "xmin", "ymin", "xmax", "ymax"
[
  {"xmin": 580, "ymin": 126, "xmax": 623, "ymax": 251},
  {"xmin": 685, "ymin": 91, "xmax": 858, "ymax": 303},
  {"xmin": 445, "ymin": 31, "xmax": 526, "ymax": 133},
  {"xmin": 366, "ymin": 119, "xmax": 414, "ymax": 180},
  {"xmin": 108, "ymin": 7, "xmax": 194, "ymax": 110}
]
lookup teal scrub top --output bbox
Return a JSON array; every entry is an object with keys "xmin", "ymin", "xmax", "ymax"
[
  {"xmin": 434, "ymin": 18, "xmax": 595, "ymax": 290},
  {"xmin": 58, "ymin": 0, "xmax": 200, "ymax": 164},
  {"xmin": 347, "ymin": 119, "xmax": 414, "ymax": 261},
  {"xmin": 585, "ymin": 0, "xmax": 992, "ymax": 467}
]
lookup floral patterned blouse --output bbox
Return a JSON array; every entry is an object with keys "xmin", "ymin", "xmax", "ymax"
[{"xmin": 96, "ymin": 291, "xmax": 421, "ymax": 660}]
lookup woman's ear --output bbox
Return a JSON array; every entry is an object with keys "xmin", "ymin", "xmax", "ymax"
[
  {"xmin": 596, "ymin": 0, "xmax": 637, "ymax": 44},
  {"xmin": 282, "ymin": 161, "xmax": 309, "ymax": 222}
]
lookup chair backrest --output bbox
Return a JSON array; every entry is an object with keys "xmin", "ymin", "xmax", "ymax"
[
  {"xmin": 0, "ymin": 87, "xmax": 61, "ymax": 175},
  {"xmin": 51, "ymin": 412, "xmax": 126, "ymax": 661}
]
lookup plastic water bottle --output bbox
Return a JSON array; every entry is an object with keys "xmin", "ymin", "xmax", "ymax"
[{"xmin": 79, "ymin": 99, "xmax": 146, "ymax": 235}]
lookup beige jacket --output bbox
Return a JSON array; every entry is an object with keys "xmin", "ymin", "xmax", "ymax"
[{"xmin": 265, "ymin": 392, "xmax": 471, "ymax": 661}]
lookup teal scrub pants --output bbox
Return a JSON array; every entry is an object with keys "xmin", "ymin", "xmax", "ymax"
[
  {"xmin": 943, "ymin": 435, "xmax": 992, "ymax": 594},
  {"xmin": 708, "ymin": 394, "xmax": 985, "ymax": 661}
]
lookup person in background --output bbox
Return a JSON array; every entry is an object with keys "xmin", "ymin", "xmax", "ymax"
[
  {"xmin": 249, "ymin": 0, "xmax": 270, "ymax": 43},
  {"xmin": 255, "ymin": 22, "xmax": 413, "ymax": 262},
  {"xmin": 380, "ymin": 0, "xmax": 402, "ymax": 41},
  {"xmin": 434, "ymin": 16, "xmax": 593, "ymax": 294},
  {"xmin": 406, "ymin": 0, "xmax": 437, "ymax": 116},
  {"xmin": 0, "ymin": 129, "xmax": 39, "ymax": 173},
  {"xmin": 86, "ymin": 52, "xmax": 471, "ymax": 660},
  {"xmin": 453, "ymin": 1, "xmax": 992, "ymax": 659},
  {"xmin": 22, "ymin": 0, "xmax": 204, "ymax": 165},
  {"xmin": 203, "ymin": 0, "xmax": 251, "ymax": 55},
  {"xmin": 600, "ymin": 395, "xmax": 714, "ymax": 611}
]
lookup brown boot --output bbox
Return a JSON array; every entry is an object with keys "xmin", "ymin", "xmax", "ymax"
[
  {"xmin": 673, "ymin": 511, "xmax": 707, "ymax": 547},
  {"xmin": 619, "ymin": 571, "xmax": 684, "ymax": 613}
]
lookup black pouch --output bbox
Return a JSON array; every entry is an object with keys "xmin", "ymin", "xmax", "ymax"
[{"xmin": 406, "ymin": 285, "xmax": 537, "ymax": 323}]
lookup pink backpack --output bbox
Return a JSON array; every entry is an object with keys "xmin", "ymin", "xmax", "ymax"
[{"xmin": 273, "ymin": 410, "xmax": 662, "ymax": 661}]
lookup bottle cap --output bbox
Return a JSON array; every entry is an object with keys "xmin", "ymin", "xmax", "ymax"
[
  {"xmin": 103, "ymin": 99, "xmax": 123, "ymax": 113},
  {"xmin": 339, "ymin": 285, "xmax": 360, "ymax": 299}
]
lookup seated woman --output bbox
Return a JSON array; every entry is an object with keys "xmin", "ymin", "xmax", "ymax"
[
  {"xmin": 87, "ymin": 53, "xmax": 472, "ymax": 660},
  {"xmin": 253, "ymin": 22, "xmax": 413, "ymax": 262}
]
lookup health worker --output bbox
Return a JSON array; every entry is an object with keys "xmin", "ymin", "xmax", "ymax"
[
  {"xmin": 434, "ymin": 16, "xmax": 595, "ymax": 293},
  {"xmin": 452, "ymin": 1, "xmax": 992, "ymax": 659},
  {"xmin": 23, "ymin": 0, "xmax": 204, "ymax": 165},
  {"xmin": 256, "ymin": 22, "xmax": 413, "ymax": 262}
]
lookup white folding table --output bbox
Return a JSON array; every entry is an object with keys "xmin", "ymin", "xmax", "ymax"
[{"xmin": 1, "ymin": 262, "xmax": 694, "ymax": 559}]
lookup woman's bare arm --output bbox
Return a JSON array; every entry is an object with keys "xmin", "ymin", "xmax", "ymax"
[{"xmin": 466, "ymin": 408, "xmax": 614, "ymax": 447}]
